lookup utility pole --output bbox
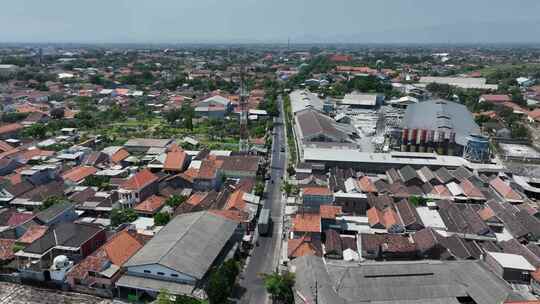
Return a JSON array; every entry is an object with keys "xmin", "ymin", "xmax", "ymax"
[{"xmin": 239, "ymin": 64, "xmax": 249, "ymax": 153}]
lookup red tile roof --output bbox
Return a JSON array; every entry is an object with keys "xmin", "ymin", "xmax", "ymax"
[
  {"xmin": 320, "ymin": 205, "xmax": 342, "ymax": 220},
  {"xmin": 6, "ymin": 212, "xmax": 34, "ymax": 227},
  {"xmin": 529, "ymin": 109, "xmax": 540, "ymax": 121},
  {"xmin": 0, "ymin": 239, "xmax": 16, "ymax": 261},
  {"xmin": 3, "ymin": 173, "xmax": 22, "ymax": 185},
  {"xmin": 186, "ymin": 192, "xmax": 208, "ymax": 206},
  {"xmin": 477, "ymin": 207, "xmax": 497, "ymax": 221},
  {"xmin": 288, "ymin": 236, "xmax": 322, "ymax": 258},
  {"xmin": 303, "ymin": 186, "xmax": 332, "ymax": 196},
  {"xmin": 134, "ymin": 195, "xmax": 166, "ymax": 214},
  {"xmin": 490, "ymin": 177, "xmax": 522, "ymax": 201},
  {"xmin": 111, "ymin": 148, "xmax": 129, "ymax": 163},
  {"xmin": 210, "ymin": 209, "xmax": 249, "ymax": 223},
  {"xmin": 0, "ymin": 140, "xmax": 14, "ymax": 153},
  {"xmin": 67, "ymin": 229, "xmax": 146, "ymax": 283},
  {"xmin": 383, "ymin": 209, "xmax": 402, "ymax": 229},
  {"xmin": 18, "ymin": 225, "xmax": 48, "ymax": 244},
  {"xmin": 358, "ymin": 176, "xmax": 377, "ymax": 193},
  {"xmin": 103, "ymin": 230, "xmax": 145, "ymax": 265},
  {"xmin": 0, "ymin": 123, "xmax": 23, "ymax": 135},
  {"xmin": 62, "ymin": 166, "xmax": 98, "ymax": 183},
  {"xmin": 225, "ymin": 190, "xmax": 247, "ymax": 211},
  {"xmin": 197, "ymin": 158, "xmax": 222, "ymax": 180},
  {"xmin": 460, "ymin": 179, "xmax": 485, "ymax": 199},
  {"xmin": 329, "ymin": 54, "xmax": 352, "ymax": 63},
  {"xmin": 481, "ymin": 94, "xmax": 511, "ymax": 103},
  {"xmin": 431, "ymin": 185, "xmax": 452, "ymax": 197},
  {"xmin": 121, "ymin": 169, "xmax": 159, "ymax": 191},
  {"xmin": 367, "ymin": 207, "xmax": 384, "ymax": 227},
  {"xmin": 163, "ymin": 144, "xmax": 187, "ymax": 171},
  {"xmin": 292, "ymin": 213, "xmax": 321, "ymax": 233},
  {"xmin": 18, "ymin": 148, "xmax": 55, "ymax": 162}
]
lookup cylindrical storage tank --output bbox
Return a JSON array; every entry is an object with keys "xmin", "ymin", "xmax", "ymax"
[
  {"xmin": 402, "ymin": 128, "xmax": 409, "ymax": 142},
  {"xmin": 437, "ymin": 131, "xmax": 445, "ymax": 155},
  {"xmin": 463, "ymin": 134, "xmax": 490, "ymax": 163},
  {"xmin": 427, "ymin": 130, "xmax": 435, "ymax": 153},
  {"xmin": 448, "ymin": 132, "xmax": 456, "ymax": 155},
  {"xmin": 401, "ymin": 128, "xmax": 409, "ymax": 152},
  {"xmin": 418, "ymin": 129, "xmax": 427, "ymax": 152},
  {"xmin": 410, "ymin": 129, "xmax": 418, "ymax": 145}
]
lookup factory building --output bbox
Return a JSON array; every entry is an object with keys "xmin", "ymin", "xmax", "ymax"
[{"xmin": 400, "ymin": 100, "xmax": 486, "ymax": 161}]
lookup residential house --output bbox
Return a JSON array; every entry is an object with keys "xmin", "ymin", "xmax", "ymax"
[
  {"xmin": 360, "ymin": 233, "xmax": 417, "ymax": 260},
  {"xmin": 163, "ymin": 144, "xmax": 188, "ymax": 173},
  {"xmin": 479, "ymin": 94, "xmax": 512, "ymax": 104},
  {"xmin": 16, "ymin": 222, "xmax": 106, "ymax": 282},
  {"xmin": 490, "ymin": 177, "xmax": 523, "ymax": 203},
  {"xmin": 288, "ymin": 236, "xmax": 323, "ymax": 260},
  {"xmin": 194, "ymin": 95, "xmax": 231, "ymax": 119},
  {"xmin": 292, "ymin": 213, "xmax": 321, "ymax": 240},
  {"xmin": 484, "ymin": 251, "xmax": 535, "ymax": 284},
  {"xmin": 398, "ymin": 165, "xmax": 424, "ymax": 187},
  {"xmin": 0, "ymin": 158, "xmax": 20, "ymax": 176},
  {"xmin": 223, "ymin": 190, "xmax": 260, "ymax": 230},
  {"xmin": 83, "ymin": 152, "xmax": 109, "ymax": 167},
  {"xmin": 319, "ymin": 205, "xmax": 342, "ymax": 231},
  {"xmin": 34, "ymin": 202, "xmax": 78, "ymax": 226},
  {"xmin": 134, "ymin": 195, "xmax": 167, "ymax": 217},
  {"xmin": 395, "ymin": 199, "xmax": 424, "ymax": 231},
  {"xmin": 61, "ymin": 166, "xmax": 98, "ymax": 185},
  {"xmin": 219, "ymin": 155, "xmax": 260, "ymax": 179},
  {"xmin": 123, "ymin": 139, "xmax": 173, "ymax": 154},
  {"xmin": 20, "ymin": 164, "xmax": 59, "ymax": 186},
  {"xmin": 0, "ymin": 123, "xmax": 24, "ymax": 139},
  {"xmin": 193, "ymin": 157, "xmax": 223, "ymax": 191},
  {"xmin": 301, "ymin": 186, "xmax": 333, "ymax": 210},
  {"xmin": 10, "ymin": 180, "xmax": 66, "ymax": 209},
  {"xmin": 322, "ymin": 229, "xmax": 342, "ymax": 259},
  {"xmin": 118, "ymin": 169, "xmax": 160, "ymax": 209},
  {"xmin": 66, "ymin": 228, "xmax": 148, "ymax": 297}
]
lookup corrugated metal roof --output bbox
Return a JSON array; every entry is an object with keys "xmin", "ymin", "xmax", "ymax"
[
  {"xmin": 292, "ymin": 256, "xmax": 523, "ymax": 304},
  {"xmin": 402, "ymin": 100, "xmax": 480, "ymax": 146},
  {"xmin": 124, "ymin": 211, "xmax": 238, "ymax": 280}
]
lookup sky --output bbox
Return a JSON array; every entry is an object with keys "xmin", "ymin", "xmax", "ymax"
[{"xmin": 1, "ymin": 0, "xmax": 540, "ymax": 44}]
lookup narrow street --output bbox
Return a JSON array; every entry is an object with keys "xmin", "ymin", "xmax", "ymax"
[{"xmin": 237, "ymin": 95, "xmax": 287, "ymax": 304}]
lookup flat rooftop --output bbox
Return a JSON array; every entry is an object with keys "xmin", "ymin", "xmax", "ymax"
[
  {"xmin": 499, "ymin": 143, "xmax": 540, "ymax": 159},
  {"xmin": 303, "ymin": 148, "xmax": 465, "ymax": 167}
]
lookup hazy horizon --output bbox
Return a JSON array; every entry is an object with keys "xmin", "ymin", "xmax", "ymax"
[{"xmin": 2, "ymin": 0, "xmax": 540, "ymax": 44}]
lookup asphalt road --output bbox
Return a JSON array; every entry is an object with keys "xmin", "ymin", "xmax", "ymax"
[{"xmin": 237, "ymin": 95, "xmax": 286, "ymax": 304}]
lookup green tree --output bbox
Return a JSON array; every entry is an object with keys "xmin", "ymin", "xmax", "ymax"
[
  {"xmin": 41, "ymin": 196, "xmax": 66, "ymax": 210},
  {"xmin": 110, "ymin": 208, "xmax": 138, "ymax": 226},
  {"xmin": 409, "ymin": 196, "xmax": 428, "ymax": 207},
  {"xmin": 154, "ymin": 212, "xmax": 171, "ymax": 226},
  {"xmin": 281, "ymin": 181, "xmax": 297, "ymax": 196},
  {"xmin": 166, "ymin": 195, "xmax": 187, "ymax": 208},
  {"xmin": 1, "ymin": 112, "xmax": 28, "ymax": 123},
  {"xmin": 206, "ymin": 259, "xmax": 240, "ymax": 304},
  {"xmin": 50, "ymin": 108, "xmax": 65, "ymax": 119},
  {"xmin": 175, "ymin": 295, "xmax": 203, "ymax": 304},
  {"xmin": 157, "ymin": 288, "xmax": 174, "ymax": 304},
  {"xmin": 220, "ymin": 259, "xmax": 240, "ymax": 284},
  {"xmin": 82, "ymin": 175, "xmax": 112, "ymax": 191},
  {"xmin": 254, "ymin": 182, "xmax": 265, "ymax": 197},
  {"xmin": 22, "ymin": 123, "xmax": 47, "ymax": 139},
  {"xmin": 206, "ymin": 268, "xmax": 230, "ymax": 304},
  {"xmin": 165, "ymin": 109, "xmax": 182, "ymax": 124},
  {"xmin": 263, "ymin": 271, "xmax": 295, "ymax": 304}
]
